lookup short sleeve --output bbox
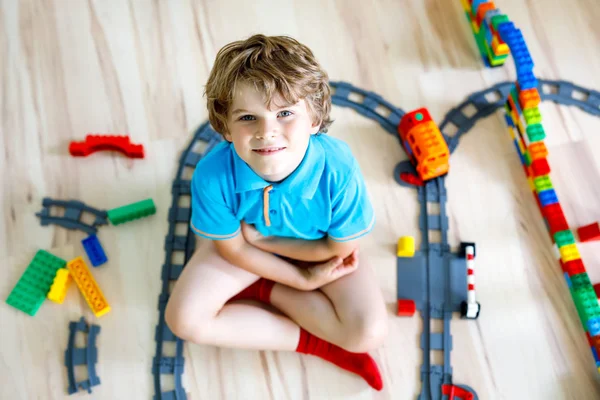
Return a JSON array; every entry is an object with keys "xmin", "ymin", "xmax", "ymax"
[
  {"xmin": 190, "ymin": 170, "xmax": 241, "ymax": 240},
  {"xmin": 327, "ymin": 166, "xmax": 375, "ymax": 242}
]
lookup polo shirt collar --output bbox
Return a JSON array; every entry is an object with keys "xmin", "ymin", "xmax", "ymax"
[{"xmin": 232, "ymin": 136, "xmax": 325, "ymax": 199}]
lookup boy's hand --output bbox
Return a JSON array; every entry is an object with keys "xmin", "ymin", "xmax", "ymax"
[
  {"xmin": 241, "ymin": 221, "xmax": 263, "ymax": 245},
  {"xmin": 301, "ymin": 249, "xmax": 359, "ymax": 291}
]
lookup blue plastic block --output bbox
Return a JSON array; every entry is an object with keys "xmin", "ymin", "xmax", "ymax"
[
  {"xmin": 483, "ymin": 20, "xmax": 493, "ymax": 43},
  {"xmin": 497, "ymin": 21, "xmax": 516, "ymax": 36},
  {"xmin": 538, "ymin": 189, "xmax": 559, "ymax": 207},
  {"xmin": 564, "ymin": 272, "xmax": 573, "ymax": 289},
  {"xmin": 471, "ymin": 0, "xmax": 490, "ymax": 14},
  {"xmin": 519, "ymin": 72, "xmax": 538, "ymax": 90},
  {"xmin": 592, "ymin": 346, "xmax": 600, "ymax": 366},
  {"xmin": 513, "ymin": 139, "xmax": 526, "ymax": 165},
  {"xmin": 588, "ymin": 317, "xmax": 600, "ymax": 337},
  {"xmin": 81, "ymin": 235, "xmax": 108, "ymax": 267},
  {"xmin": 484, "ymin": 9, "xmax": 501, "ymax": 27},
  {"xmin": 504, "ymin": 113, "xmax": 515, "ymax": 127}
]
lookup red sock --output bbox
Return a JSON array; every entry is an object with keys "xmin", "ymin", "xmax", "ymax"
[
  {"xmin": 229, "ymin": 278, "xmax": 275, "ymax": 304},
  {"xmin": 295, "ymin": 328, "xmax": 383, "ymax": 391}
]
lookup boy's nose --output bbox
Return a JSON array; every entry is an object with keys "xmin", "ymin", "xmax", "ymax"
[{"xmin": 256, "ymin": 120, "xmax": 278, "ymax": 139}]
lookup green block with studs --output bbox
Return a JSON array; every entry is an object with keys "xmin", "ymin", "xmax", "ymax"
[
  {"xmin": 6, "ymin": 250, "xmax": 67, "ymax": 316},
  {"xmin": 571, "ymin": 273, "xmax": 592, "ymax": 292},
  {"xmin": 107, "ymin": 198, "xmax": 156, "ymax": 225},
  {"xmin": 554, "ymin": 230, "xmax": 576, "ymax": 248},
  {"xmin": 524, "ymin": 107, "xmax": 542, "ymax": 125},
  {"xmin": 491, "ymin": 14, "xmax": 510, "ymax": 31},
  {"xmin": 534, "ymin": 176, "xmax": 553, "ymax": 192},
  {"xmin": 526, "ymin": 123, "xmax": 546, "ymax": 143}
]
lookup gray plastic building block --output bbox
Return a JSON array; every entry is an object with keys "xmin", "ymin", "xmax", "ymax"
[
  {"xmin": 152, "ymin": 122, "xmax": 223, "ymax": 400},
  {"xmin": 65, "ymin": 317, "xmax": 101, "ymax": 395},
  {"xmin": 36, "ymin": 198, "xmax": 108, "ymax": 234}
]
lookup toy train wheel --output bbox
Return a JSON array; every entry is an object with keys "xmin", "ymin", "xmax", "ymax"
[{"xmin": 460, "ymin": 301, "xmax": 481, "ymax": 319}]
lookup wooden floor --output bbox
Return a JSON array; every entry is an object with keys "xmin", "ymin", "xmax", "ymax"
[{"xmin": 2, "ymin": 0, "xmax": 600, "ymax": 399}]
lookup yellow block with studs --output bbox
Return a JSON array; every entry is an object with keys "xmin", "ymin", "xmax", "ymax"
[
  {"xmin": 67, "ymin": 257, "xmax": 111, "ymax": 317},
  {"xmin": 559, "ymin": 244, "xmax": 581, "ymax": 263},
  {"xmin": 397, "ymin": 236, "xmax": 415, "ymax": 257},
  {"xmin": 47, "ymin": 268, "xmax": 71, "ymax": 304}
]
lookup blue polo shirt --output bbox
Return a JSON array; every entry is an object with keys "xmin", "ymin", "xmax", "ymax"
[{"xmin": 189, "ymin": 134, "xmax": 375, "ymax": 242}]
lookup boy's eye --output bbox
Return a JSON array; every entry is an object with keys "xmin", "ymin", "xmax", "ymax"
[
  {"xmin": 239, "ymin": 115, "xmax": 255, "ymax": 121},
  {"xmin": 278, "ymin": 110, "xmax": 293, "ymax": 117}
]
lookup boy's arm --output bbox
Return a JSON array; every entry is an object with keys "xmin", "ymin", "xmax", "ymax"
[
  {"xmin": 243, "ymin": 223, "xmax": 357, "ymax": 261},
  {"xmin": 214, "ymin": 233, "xmax": 314, "ymax": 290}
]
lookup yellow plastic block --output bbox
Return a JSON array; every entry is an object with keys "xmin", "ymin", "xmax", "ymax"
[
  {"xmin": 460, "ymin": 0, "xmax": 471, "ymax": 12},
  {"xmin": 527, "ymin": 177, "xmax": 536, "ymax": 192},
  {"xmin": 47, "ymin": 268, "xmax": 71, "ymax": 304},
  {"xmin": 559, "ymin": 244, "xmax": 581, "ymax": 263},
  {"xmin": 397, "ymin": 236, "xmax": 415, "ymax": 257},
  {"xmin": 508, "ymin": 126, "xmax": 516, "ymax": 140},
  {"xmin": 67, "ymin": 257, "xmax": 111, "ymax": 317},
  {"xmin": 492, "ymin": 35, "xmax": 510, "ymax": 56}
]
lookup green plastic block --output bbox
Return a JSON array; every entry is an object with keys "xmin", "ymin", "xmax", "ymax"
[
  {"xmin": 524, "ymin": 152, "xmax": 532, "ymax": 167},
  {"xmin": 554, "ymin": 230, "xmax": 576, "ymax": 247},
  {"xmin": 526, "ymin": 123, "xmax": 546, "ymax": 143},
  {"xmin": 491, "ymin": 14, "xmax": 510, "ymax": 31},
  {"xmin": 510, "ymin": 89, "xmax": 521, "ymax": 112},
  {"xmin": 534, "ymin": 176, "xmax": 553, "ymax": 192},
  {"xmin": 474, "ymin": 27, "xmax": 489, "ymax": 58},
  {"xmin": 571, "ymin": 273, "xmax": 592, "ymax": 292},
  {"xmin": 524, "ymin": 107, "xmax": 542, "ymax": 125},
  {"xmin": 107, "ymin": 198, "xmax": 156, "ymax": 225},
  {"xmin": 6, "ymin": 250, "xmax": 67, "ymax": 316},
  {"xmin": 573, "ymin": 286, "xmax": 600, "ymax": 326}
]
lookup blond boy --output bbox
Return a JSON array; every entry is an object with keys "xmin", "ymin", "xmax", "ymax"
[{"xmin": 166, "ymin": 34, "xmax": 388, "ymax": 391}]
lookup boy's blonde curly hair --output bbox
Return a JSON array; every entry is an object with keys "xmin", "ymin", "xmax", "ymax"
[{"xmin": 204, "ymin": 34, "xmax": 333, "ymax": 136}]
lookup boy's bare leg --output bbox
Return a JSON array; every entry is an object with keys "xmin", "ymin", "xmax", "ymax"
[
  {"xmin": 269, "ymin": 252, "xmax": 388, "ymax": 353},
  {"xmin": 165, "ymin": 239, "xmax": 299, "ymax": 350}
]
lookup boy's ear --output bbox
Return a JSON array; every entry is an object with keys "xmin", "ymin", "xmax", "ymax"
[
  {"xmin": 310, "ymin": 120, "xmax": 321, "ymax": 135},
  {"xmin": 223, "ymin": 131, "xmax": 233, "ymax": 142}
]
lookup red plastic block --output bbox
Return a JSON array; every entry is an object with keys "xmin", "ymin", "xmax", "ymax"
[
  {"xmin": 476, "ymin": 2, "xmax": 496, "ymax": 26},
  {"xmin": 542, "ymin": 203, "xmax": 569, "ymax": 234},
  {"xmin": 399, "ymin": 172, "xmax": 424, "ymax": 187},
  {"xmin": 531, "ymin": 158, "xmax": 551, "ymax": 177},
  {"xmin": 594, "ymin": 284, "xmax": 600, "ymax": 299},
  {"xmin": 69, "ymin": 135, "xmax": 145, "ymax": 158},
  {"xmin": 578, "ymin": 222, "xmax": 600, "ymax": 243},
  {"xmin": 397, "ymin": 299, "xmax": 416, "ymax": 316},
  {"xmin": 442, "ymin": 384, "xmax": 474, "ymax": 400},
  {"xmin": 564, "ymin": 259, "xmax": 586, "ymax": 276}
]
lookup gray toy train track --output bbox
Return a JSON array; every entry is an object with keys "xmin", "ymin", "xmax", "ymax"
[
  {"xmin": 35, "ymin": 197, "xmax": 108, "ymax": 235},
  {"xmin": 151, "ymin": 79, "xmax": 600, "ymax": 400},
  {"xmin": 65, "ymin": 317, "xmax": 101, "ymax": 395}
]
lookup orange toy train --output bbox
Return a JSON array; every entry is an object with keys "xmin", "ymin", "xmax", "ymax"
[{"xmin": 398, "ymin": 108, "xmax": 450, "ymax": 181}]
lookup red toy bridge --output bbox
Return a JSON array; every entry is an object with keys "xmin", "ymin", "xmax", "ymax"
[{"xmin": 69, "ymin": 135, "xmax": 145, "ymax": 158}]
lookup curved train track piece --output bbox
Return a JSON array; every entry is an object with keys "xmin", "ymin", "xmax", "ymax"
[
  {"xmin": 152, "ymin": 123, "xmax": 223, "ymax": 400},
  {"xmin": 69, "ymin": 135, "xmax": 145, "ymax": 158},
  {"xmin": 64, "ymin": 316, "xmax": 101, "ymax": 395},
  {"xmin": 439, "ymin": 79, "xmax": 600, "ymax": 154},
  {"xmin": 36, "ymin": 197, "xmax": 108, "ymax": 235}
]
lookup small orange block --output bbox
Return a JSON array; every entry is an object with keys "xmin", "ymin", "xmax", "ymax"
[
  {"xmin": 67, "ymin": 257, "xmax": 111, "ymax": 317},
  {"xmin": 519, "ymin": 88, "xmax": 541, "ymax": 110},
  {"xmin": 476, "ymin": 2, "xmax": 496, "ymax": 26},
  {"xmin": 529, "ymin": 142, "xmax": 548, "ymax": 161}
]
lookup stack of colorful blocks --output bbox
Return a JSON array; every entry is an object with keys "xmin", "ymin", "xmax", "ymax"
[
  {"xmin": 498, "ymin": 20, "xmax": 600, "ymax": 373},
  {"xmin": 460, "ymin": 0, "xmax": 510, "ymax": 67}
]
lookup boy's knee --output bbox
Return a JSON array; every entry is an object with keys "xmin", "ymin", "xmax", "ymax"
[
  {"xmin": 165, "ymin": 300, "xmax": 213, "ymax": 343},
  {"xmin": 342, "ymin": 315, "xmax": 388, "ymax": 353}
]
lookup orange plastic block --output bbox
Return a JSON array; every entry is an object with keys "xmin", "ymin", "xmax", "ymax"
[
  {"xmin": 529, "ymin": 142, "xmax": 548, "ymax": 161},
  {"xmin": 47, "ymin": 268, "xmax": 71, "ymax": 304},
  {"xmin": 476, "ymin": 2, "xmax": 496, "ymax": 26},
  {"xmin": 67, "ymin": 257, "xmax": 111, "ymax": 317},
  {"xmin": 519, "ymin": 88, "xmax": 541, "ymax": 110}
]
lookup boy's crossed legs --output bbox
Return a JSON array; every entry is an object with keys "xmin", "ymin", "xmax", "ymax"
[{"xmin": 165, "ymin": 238, "xmax": 388, "ymax": 390}]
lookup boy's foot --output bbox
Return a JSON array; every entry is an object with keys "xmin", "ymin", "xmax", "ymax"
[
  {"xmin": 296, "ymin": 328, "xmax": 383, "ymax": 391},
  {"xmin": 228, "ymin": 278, "xmax": 275, "ymax": 304}
]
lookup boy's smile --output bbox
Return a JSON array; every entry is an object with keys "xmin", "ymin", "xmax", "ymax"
[{"xmin": 225, "ymin": 82, "xmax": 320, "ymax": 182}]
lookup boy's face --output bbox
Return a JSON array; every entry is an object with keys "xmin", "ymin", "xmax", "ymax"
[{"xmin": 225, "ymin": 82, "xmax": 320, "ymax": 182}]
